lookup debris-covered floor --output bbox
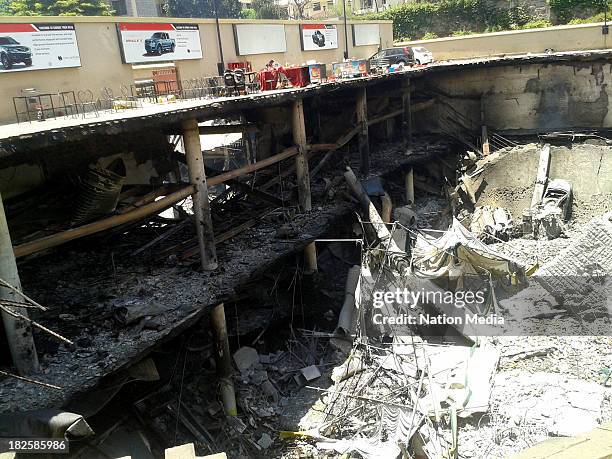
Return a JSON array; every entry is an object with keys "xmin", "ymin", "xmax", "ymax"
[{"xmin": 1, "ymin": 135, "xmax": 612, "ymax": 459}]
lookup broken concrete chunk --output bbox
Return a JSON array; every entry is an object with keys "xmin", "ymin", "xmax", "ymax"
[
  {"xmin": 233, "ymin": 346, "xmax": 260, "ymax": 372},
  {"xmin": 261, "ymin": 380, "xmax": 279, "ymax": 403},
  {"xmin": 250, "ymin": 369, "xmax": 268, "ymax": 385},
  {"xmin": 300, "ymin": 365, "xmax": 321, "ymax": 381},
  {"xmin": 257, "ymin": 433, "xmax": 273, "ymax": 449},
  {"xmin": 226, "ymin": 415, "xmax": 247, "ymax": 433}
]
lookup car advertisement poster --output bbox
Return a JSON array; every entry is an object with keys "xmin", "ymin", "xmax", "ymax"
[
  {"xmin": 300, "ymin": 24, "xmax": 338, "ymax": 51},
  {"xmin": 117, "ymin": 23, "xmax": 202, "ymax": 64},
  {"xmin": 0, "ymin": 23, "xmax": 81, "ymax": 72}
]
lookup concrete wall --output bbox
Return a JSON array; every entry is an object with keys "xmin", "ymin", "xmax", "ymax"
[
  {"xmin": 423, "ymin": 61, "xmax": 612, "ymax": 133},
  {"xmin": 0, "ymin": 16, "xmax": 392, "ymax": 125},
  {"xmin": 398, "ymin": 22, "xmax": 611, "ymax": 61},
  {"xmin": 473, "ymin": 144, "xmax": 612, "ymax": 223}
]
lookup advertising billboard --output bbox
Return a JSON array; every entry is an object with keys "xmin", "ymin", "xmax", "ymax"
[
  {"xmin": 300, "ymin": 24, "xmax": 338, "ymax": 51},
  {"xmin": 234, "ymin": 24, "xmax": 286, "ymax": 55},
  {"xmin": 0, "ymin": 23, "xmax": 81, "ymax": 73},
  {"xmin": 117, "ymin": 23, "xmax": 202, "ymax": 64},
  {"xmin": 352, "ymin": 24, "xmax": 380, "ymax": 46}
]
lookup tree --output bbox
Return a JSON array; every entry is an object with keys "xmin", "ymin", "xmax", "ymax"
[
  {"xmin": 164, "ymin": 0, "xmax": 243, "ymax": 19},
  {"xmin": 0, "ymin": 0, "xmax": 11, "ymax": 15},
  {"xmin": 251, "ymin": 0, "xmax": 285, "ymax": 19},
  {"xmin": 7, "ymin": 0, "xmax": 113, "ymax": 15},
  {"xmin": 289, "ymin": 0, "xmax": 310, "ymax": 19}
]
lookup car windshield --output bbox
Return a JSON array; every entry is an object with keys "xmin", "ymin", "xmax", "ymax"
[
  {"xmin": 0, "ymin": 37, "xmax": 18, "ymax": 45},
  {"xmin": 152, "ymin": 33, "xmax": 164, "ymax": 38}
]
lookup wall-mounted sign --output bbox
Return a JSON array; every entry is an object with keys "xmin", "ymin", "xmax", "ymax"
[
  {"xmin": 0, "ymin": 23, "xmax": 81, "ymax": 72},
  {"xmin": 234, "ymin": 24, "xmax": 287, "ymax": 56},
  {"xmin": 301, "ymin": 24, "xmax": 338, "ymax": 51},
  {"xmin": 117, "ymin": 23, "xmax": 202, "ymax": 64},
  {"xmin": 352, "ymin": 23, "xmax": 380, "ymax": 46}
]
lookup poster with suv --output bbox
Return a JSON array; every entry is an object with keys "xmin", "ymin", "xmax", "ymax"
[
  {"xmin": 0, "ymin": 23, "xmax": 81, "ymax": 72},
  {"xmin": 300, "ymin": 24, "xmax": 338, "ymax": 51},
  {"xmin": 118, "ymin": 23, "xmax": 202, "ymax": 64}
]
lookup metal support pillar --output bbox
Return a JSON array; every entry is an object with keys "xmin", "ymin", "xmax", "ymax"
[
  {"xmin": 182, "ymin": 119, "xmax": 218, "ymax": 271},
  {"xmin": 291, "ymin": 100, "xmax": 312, "ymax": 212},
  {"xmin": 356, "ymin": 88, "xmax": 370, "ymax": 174},
  {"xmin": 0, "ymin": 192, "xmax": 39, "ymax": 375}
]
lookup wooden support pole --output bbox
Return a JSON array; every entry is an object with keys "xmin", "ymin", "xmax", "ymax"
[
  {"xmin": 292, "ymin": 100, "xmax": 312, "ymax": 212},
  {"xmin": 405, "ymin": 168, "xmax": 415, "ymax": 206},
  {"xmin": 304, "ymin": 242, "xmax": 317, "ymax": 274},
  {"xmin": 182, "ymin": 119, "xmax": 218, "ymax": 271},
  {"xmin": 210, "ymin": 303, "xmax": 237, "ymax": 416},
  {"xmin": 402, "ymin": 79, "xmax": 413, "ymax": 147},
  {"xmin": 0, "ymin": 192, "xmax": 39, "ymax": 375},
  {"xmin": 481, "ymin": 97, "xmax": 490, "ymax": 156},
  {"xmin": 356, "ymin": 87, "xmax": 370, "ymax": 174}
]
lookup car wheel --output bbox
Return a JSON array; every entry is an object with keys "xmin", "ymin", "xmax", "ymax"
[
  {"xmin": 156, "ymin": 44, "xmax": 162, "ymax": 55},
  {"xmin": 416, "ymin": 59, "xmax": 421, "ymax": 65},
  {"xmin": 170, "ymin": 44, "xmax": 175, "ymax": 53},
  {"xmin": 1, "ymin": 53, "xmax": 11, "ymax": 70},
  {"xmin": 24, "ymin": 59, "xmax": 32, "ymax": 67}
]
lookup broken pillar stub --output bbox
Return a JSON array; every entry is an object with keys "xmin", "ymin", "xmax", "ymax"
[{"xmin": 182, "ymin": 118, "xmax": 217, "ymax": 271}]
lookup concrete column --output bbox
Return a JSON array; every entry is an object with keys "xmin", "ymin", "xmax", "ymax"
[
  {"xmin": 405, "ymin": 169, "xmax": 414, "ymax": 206},
  {"xmin": 182, "ymin": 119, "xmax": 218, "ymax": 271},
  {"xmin": 480, "ymin": 97, "xmax": 490, "ymax": 156},
  {"xmin": 356, "ymin": 88, "xmax": 370, "ymax": 175},
  {"xmin": 402, "ymin": 79, "xmax": 413, "ymax": 147},
  {"xmin": 291, "ymin": 100, "xmax": 312, "ymax": 212},
  {"xmin": 0, "ymin": 192, "xmax": 39, "ymax": 375},
  {"xmin": 210, "ymin": 303, "xmax": 237, "ymax": 416},
  {"xmin": 304, "ymin": 242, "xmax": 317, "ymax": 274}
]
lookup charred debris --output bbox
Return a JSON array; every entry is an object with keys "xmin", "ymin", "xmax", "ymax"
[{"xmin": 0, "ymin": 92, "xmax": 612, "ymax": 457}]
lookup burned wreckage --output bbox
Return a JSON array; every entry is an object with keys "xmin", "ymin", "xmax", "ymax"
[{"xmin": 0, "ymin": 56, "xmax": 611, "ymax": 458}]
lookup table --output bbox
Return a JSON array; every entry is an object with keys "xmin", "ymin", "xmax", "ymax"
[
  {"xmin": 331, "ymin": 60, "xmax": 369, "ymax": 79},
  {"xmin": 13, "ymin": 91, "xmax": 78, "ymax": 123},
  {"xmin": 258, "ymin": 66, "xmax": 311, "ymax": 91}
]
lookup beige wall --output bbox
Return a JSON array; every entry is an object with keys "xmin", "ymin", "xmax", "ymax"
[
  {"xmin": 0, "ymin": 17, "xmax": 393, "ymax": 125},
  {"xmin": 398, "ymin": 22, "xmax": 611, "ymax": 61}
]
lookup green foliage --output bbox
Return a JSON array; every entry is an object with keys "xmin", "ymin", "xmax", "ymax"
[
  {"xmin": 519, "ymin": 19, "xmax": 553, "ymax": 28},
  {"xmin": 549, "ymin": 0, "xmax": 606, "ymax": 24},
  {"xmin": 567, "ymin": 9, "xmax": 611, "ymax": 23},
  {"xmin": 164, "ymin": 0, "xmax": 243, "ymax": 19},
  {"xmin": 240, "ymin": 7, "xmax": 257, "ymax": 18},
  {"xmin": 8, "ymin": 0, "xmax": 113, "ymax": 15},
  {"xmin": 421, "ymin": 31, "xmax": 438, "ymax": 39},
  {"xmin": 0, "ymin": 0, "xmax": 11, "ymax": 15},
  {"xmin": 451, "ymin": 29, "xmax": 474, "ymax": 36},
  {"xmin": 250, "ymin": 0, "xmax": 285, "ymax": 18},
  {"xmin": 367, "ymin": 0, "xmax": 519, "ymax": 41}
]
